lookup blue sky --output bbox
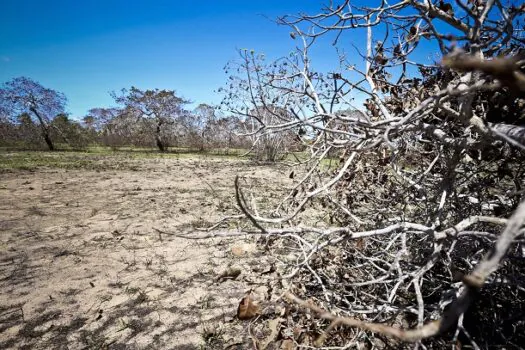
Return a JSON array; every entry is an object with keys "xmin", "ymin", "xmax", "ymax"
[
  {"xmin": 0, "ymin": 1, "xmax": 461, "ymax": 119},
  {"xmin": 1, "ymin": 1, "xmax": 328, "ymax": 118}
]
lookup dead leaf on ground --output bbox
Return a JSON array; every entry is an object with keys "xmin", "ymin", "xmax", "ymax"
[{"xmin": 237, "ymin": 294, "xmax": 260, "ymax": 320}]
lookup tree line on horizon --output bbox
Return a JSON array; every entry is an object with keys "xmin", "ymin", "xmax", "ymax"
[{"xmin": 0, "ymin": 76, "xmax": 270, "ymax": 154}]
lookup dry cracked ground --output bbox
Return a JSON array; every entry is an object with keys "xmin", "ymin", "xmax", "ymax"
[{"xmin": 0, "ymin": 152, "xmax": 292, "ymax": 349}]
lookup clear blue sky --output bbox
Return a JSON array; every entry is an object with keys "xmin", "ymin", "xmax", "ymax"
[
  {"xmin": 1, "ymin": 1, "xmax": 330, "ymax": 118},
  {"xmin": 1, "ymin": 1, "xmax": 450, "ymax": 118}
]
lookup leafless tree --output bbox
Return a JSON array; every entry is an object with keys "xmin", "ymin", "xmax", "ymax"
[
  {"xmin": 0, "ymin": 77, "xmax": 67, "ymax": 150},
  {"xmin": 221, "ymin": 49, "xmax": 311, "ymax": 161},
  {"xmin": 207, "ymin": 115, "xmax": 251, "ymax": 152},
  {"xmin": 85, "ymin": 107, "xmax": 131, "ymax": 148},
  {"xmin": 197, "ymin": 0, "xmax": 525, "ymax": 347},
  {"xmin": 112, "ymin": 87, "xmax": 190, "ymax": 152},
  {"xmin": 86, "ymin": 107, "xmax": 122, "ymax": 132},
  {"xmin": 189, "ymin": 103, "xmax": 217, "ymax": 151}
]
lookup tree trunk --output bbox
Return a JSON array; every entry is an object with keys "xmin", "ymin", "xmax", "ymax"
[
  {"xmin": 42, "ymin": 131, "xmax": 55, "ymax": 151},
  {"xmin": 155, "ymin": 122, "xmax": 165, "ymax": 152},
  {"xmin": 30, "ymin": 107, "xmax": 55, "ymax": 151},
  {"xmin": 200, "ymin": 130, "xmax": 205, "ymax": 152}
]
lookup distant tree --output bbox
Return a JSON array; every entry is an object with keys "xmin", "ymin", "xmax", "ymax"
[
  {"xmin": 0, "ymin": 77, "xmax": 67, "ymax": 150},
  {"xmin": 78, "ymin": 115, "xmax": 99, "ymax": 145},
  {"xmin": 49, "ymin": 113, "xmax": 90, "ymax": 149},
  {"xmin": 208, "ymin": 115, "xmax": 250, "ymax": 152},
  {"xmin": 191, "ymin": 103, "xmax": 217, "ymax": 151},
  {"xmin": 82, "ymin": 115, "xmax": 96, "ymax": 129},
  {"xmin": 85, "ymin": 107, "xmax": 138, "ymax": 149},
  {"xmin": 112, "ymin": 87, "xmax": 189, "ymax": 152},
  {"xmin": 85, "ymin": 107, "xmax": 122, "ymax": 134},
  {"xmin": 81, "ymin": 115, "xmax": 97, "ymax": 134},
  {"xmin": 85, "ymin": 108, "xmax": 116, "ymax": 132},
  {"xmin": 220, "ymin": 51, "xmax": 310, "ymax": 161},
  {"xmin": 0, "ymin": 112, "xmax": 40, "ymax": 148},
  {"xmin": 50, "ymin": 113, "xmax": 72, "ymax": 142}
]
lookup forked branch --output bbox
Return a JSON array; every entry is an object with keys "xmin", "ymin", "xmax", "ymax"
[{"xmin": 285, "ymin": 200, "xmax": 525, "ymax": 344}]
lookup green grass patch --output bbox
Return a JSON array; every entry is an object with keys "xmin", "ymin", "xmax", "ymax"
[
  {"xmin": 0, "ymin": 151, "xmax": 101, "ymax": 171},
  {"xmin": 0, "ymin": 146, "xmax": 325, "ymax": 172},
  {"xmin": 0, "ymin": 147, "xmax": 252, "ymax": 171}
]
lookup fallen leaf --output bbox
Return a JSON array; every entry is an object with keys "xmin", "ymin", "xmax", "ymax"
[{"xmin": 237, "ymin": 294, "xmax": 260, "ymax": 320}]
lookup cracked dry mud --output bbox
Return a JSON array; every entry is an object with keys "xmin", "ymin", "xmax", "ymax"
[{"xmin": 0, "ymin": 155, "xmax": 291, "ymax": 349}]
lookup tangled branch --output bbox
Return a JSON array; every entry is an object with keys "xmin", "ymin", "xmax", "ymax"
[{"xmin": 286, "ymin": 199, "xmax": 525, "ymax": 345}]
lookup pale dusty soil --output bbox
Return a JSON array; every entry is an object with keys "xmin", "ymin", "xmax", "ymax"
[{"xmin": 0, "ymin": 155, "xmax": 291, "ymax": 349}]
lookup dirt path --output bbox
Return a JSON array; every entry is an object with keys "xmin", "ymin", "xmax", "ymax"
[{"xmin": 0, "ymin": 155, "xmax": 289, "ymax": 349}]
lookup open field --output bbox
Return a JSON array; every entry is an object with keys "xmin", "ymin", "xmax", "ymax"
[{"xmin": 0, "ymin": 151, "xmax": 292, "ymax": 349}]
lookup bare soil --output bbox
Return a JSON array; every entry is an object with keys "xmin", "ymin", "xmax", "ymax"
[{"xmin": 0, "ymin": 154, "xmax": 290, "ymax": 349}]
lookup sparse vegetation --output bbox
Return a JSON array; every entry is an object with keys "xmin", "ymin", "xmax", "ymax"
[
  {"xmin": 0, "ymin": 151, "xmax": 290, "ymax": 348},
  {"xmin": 1, "ymin": 0, "xmax": 524, "ymax": 349}
]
